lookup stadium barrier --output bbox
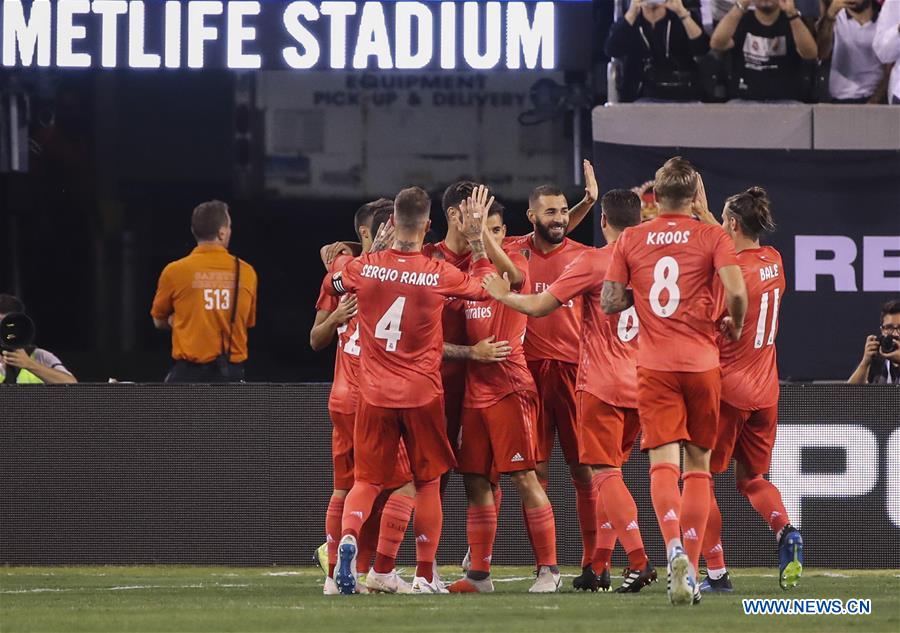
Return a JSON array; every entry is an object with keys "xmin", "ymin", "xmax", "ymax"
[{"xmin": 1, "ymin": 383, "xmax": 897, "ymax": 568}]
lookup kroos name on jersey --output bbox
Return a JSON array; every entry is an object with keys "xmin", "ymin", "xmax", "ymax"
[
  {"xmin": 646, "ymin": 230, "xmax": 691, "ymax": 246},
  {"xmin": 360, "ymin": 264, "xmax": 439, "ymax": 287}
]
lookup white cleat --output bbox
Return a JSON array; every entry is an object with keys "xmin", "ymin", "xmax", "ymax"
[
  {"xmin": 432, "ymin": 562, "xmax": 448, "ymax": 593},
  {"xmin": 528, "ymin": 566, "xmax": 562, "ymax": 593},
  {"xmin": 411, "ymin": 576, "xmax": 450, "ymax": 594},
  {"xmin": 461, "ymin": 548, "xmax": 472, "ymax": 573},
  {"xmin": 667, "ymin": 546, "xmax": 694, "ymax": 606},
  {"xmin": 366, "ymin": 569, "xmax": 412, "ymax": 594},
  {"xmin": 323, "ymin": 576, "xmax": 339, "ymax": 595}
]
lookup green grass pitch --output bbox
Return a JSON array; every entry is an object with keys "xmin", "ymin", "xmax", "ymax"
[{"xmin": 2, "ymin": 566, "xmax": 898, "ymax": 633}]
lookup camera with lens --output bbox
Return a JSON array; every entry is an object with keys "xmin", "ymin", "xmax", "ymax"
[
  {"xmin": 1, "ymin": 312, "xmax": 36, "ymax": 383},
  {"xmin": 877, "ymin": 334, "xmax": 899, "ymax": 355}
]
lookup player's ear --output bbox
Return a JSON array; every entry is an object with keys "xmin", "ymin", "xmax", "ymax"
[{"xmin": 526, "ymin": 208, "xmax": 536, "ymax": 224}]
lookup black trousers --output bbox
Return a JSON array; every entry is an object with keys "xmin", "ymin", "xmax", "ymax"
[{"xmin": 165, "ymin": 359, "xmax": 245, "ymax": 383}]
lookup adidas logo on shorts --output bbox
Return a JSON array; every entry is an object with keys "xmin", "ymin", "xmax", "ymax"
[
  {"xmin": 600, "ymin": 522, "xmax": 613, "ymax": 530},
  {"xmin": 683, "ymin": 528, "xmax": 698, "ymax": 540},
  {"xmin": 511, "ymin": 453, "xmax": 524, "ymax": 462},
  {"xmin": 663, "ymin": 509, "xmax": 678, "ymax": 522},
  {"xmin": 626, "ymin": 520, "xmax": 639, "ymax": 531}
]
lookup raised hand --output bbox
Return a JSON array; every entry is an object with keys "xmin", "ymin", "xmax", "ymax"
[
  {"xmin": 583, "ymin": 159, "xmax": 599, "ymax": 204},
  {"xmin": 370, "ymin": 217, "xmax": 395, "ymax": 253},
  {"xmin": 778, "ymin": 0, "xmax": 798, "ymax": 15},
  {"xmin": 456, "ymin": 185, "xmax": 493, "ymax": 242},
  {"xmin": 692, "ymin": 173, "xmax": 717, "ymax": 225}
]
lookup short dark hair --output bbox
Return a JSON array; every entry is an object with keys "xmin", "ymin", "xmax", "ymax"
[
  {"xmin": 654, "ymin": 156, "xmax": 698, "ymax": 208},
  {"xmin": 394, "ymin": 186, "xmax": 432, "ymax": 230},
  {"xmin": 529, "ymin": 185, "xmax": 565, "ymax": 207},
  {"xmin": 191, "ymin": 200, "xmax": 230, "ymax": 241},
  {"xmin": 442, "ymin": 181, "xmax": 477, "ymax": 218},
  {"xmin": 725, "ymin": 187, "xmax": 775, "ymax": 240},
  {"xmin": 488, "ymin": 199, "xmax": 506, "ymax": 222},
  {"xmin": 882, "ymin": 299, "xmax": 900, "ymax": 322},
  {"xmin": 0, "ymin": 294, "xmax": 25, "ymax": 315},
  {"xmin": 370, "ymin": 206, "xmax": 394, "ymax": 240},
  {"xmin": 354, "ymin": 198, "xmax": 393, "ymax": 239},
  {"xmin": 600, "ymin": 189, "xmax": 642, "ymax": 230}
]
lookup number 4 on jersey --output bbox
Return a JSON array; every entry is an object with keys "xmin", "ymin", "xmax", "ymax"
[{"xmin": 375, "ymin": 297, "xmax": 406, "ymax": 352}]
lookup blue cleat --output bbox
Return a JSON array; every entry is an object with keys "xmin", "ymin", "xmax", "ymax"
[
  {"xmin": 778, "ymin": 526, "xmax": 803, "ymax": 590},
  {"xmin": 335, "ymin": 535, "xmax": 358, "ymax": 595},
  {"xmin": 699, "ymin": 572, "xmax": 734, "ymax": 593}
]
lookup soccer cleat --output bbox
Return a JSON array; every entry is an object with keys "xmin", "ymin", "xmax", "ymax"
[
  {"xmin": 699, "ymin": 572, "xmax": 734, "ymax": 593},
  {"xmin": 314, "ymin": 542, "xmax": 329, "ymax": 576},
  {"xmin": 597, "ymin": 567, "xmax": 612, "ymax": 592},
  {"xmin": 572, "ymin": 565, "xmax": 601, "ymax": 592},
  {"xmin": 448, "ymin": 576, "xmax": 495, "ymax": 593},
  {"xmin": 432, "ymin": 562, "xmax": 448, "ymax": 593},
  {"xmin": 335, "ymin": 535, "xmax": 358, "ymax": 595},
  {"xmin": 692, "ymin": 581, "xmax": 702, "ymax": 605},
  {"xmin": 411, "ymin": 576, "xmax": 449, "ymax": 594},
  {"xmin": 667, "ymin": 546, "xmax": 694, "ymax": 606},
  {"xmin": 356, "ymin": 574, "xmax": 370, "ymax": 594},
  {"xmin": 615, "ymin": 564, "xmax": 658, "ymax": 593},
  {"xmin": 778, "ymin": 526, "xmax": 804, "ymax": 590},
  {"xmin": 366, "ymin": 569, "xmax": 412, "ymax": 594},
  {"xmin": 323, "ymin": 576, "xmax": 339, "ymax": 595},
  {"xmin": 528, "ymin": 566, "xmax": 562, "ymax": 593},
  {"xmin": 461, "ymin": 548, "xmax": 472, "ymax": 573}
]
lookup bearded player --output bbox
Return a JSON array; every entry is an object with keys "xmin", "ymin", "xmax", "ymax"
[
  {"xmin": 601, "ymin": 157, "xmax": 748, "ymax": 606},
  {"xmin": 484, "ymin": 190, "xmax": 656, "ymax": 593},
  {"xmin": 693, "ymin": 186, "xmax": 803, "ymax": 592},
  {"xmin": 326, "ymin": 186, "xmax": 495, "ymax": 595},
  {"xmin": 448, "ymin": 202, "xmax": 561, "ymax": 594}
]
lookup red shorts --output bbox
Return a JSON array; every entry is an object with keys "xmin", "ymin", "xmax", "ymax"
[
  {"xmin": 636, "ymin": 367, "xmax": 721, "ymax": 452},
  {"xmin": 330, "ymin": 410, "xmax": 412, "ymax": 490},
  {"xmin": 457, "ymin": 391, "xmax": 539, "ymax": 476},
  {"xmin": 354, "ymin": 397, "xmax": 455, "ymax": 484},
  {"xmin": 710, "ymin": 401, "xmax": 779, "ymax": 475},
  {"xmin": 528, "ymin": 359, "xmax": 580, "ymax": 463},
  {"xmin": 576, "ymin": 391, "xmax": 640, "ymax": 468}
]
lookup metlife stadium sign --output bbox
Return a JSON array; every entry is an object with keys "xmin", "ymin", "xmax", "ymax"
[{"xmin": 0, "ymin": 0, "xmax": 593, "ymax": 71}]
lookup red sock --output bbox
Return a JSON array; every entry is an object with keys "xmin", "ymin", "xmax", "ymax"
[
  {"xmin": 524, "ymin": 504, "xmax": 557, "ymax": 567},
  {"xmin": 342, "ymin": 481, "xmax": 382, "ymax": 539},
  {"xmin": 738, "ymin": 476, "xmax": 790, "ymax": 535},
  {"xmin": 649, "ymin": 463, "xmax": 682, "ymax": 550},
  {"xmin": 372, "ymin": 494, "xmax": 414, "ymax": 573},
  {"xmin": 325, "ymin": 496, "xmax": 344, "ymax": 578},
  {"xmin": 413, "ymin": 478, "xmax": 442, "ymax": 582},
  {"xmin": 574, "ymin": 478, "xmax": 599, "ymax": 568},
  {"xmin": 522, "ymin": 473, "xmax": 549, "ymax": 563},
  {"xmin": 593, "ymin": 482, "xmax": 616, "ymax": 571},
  {"xmin": 703, "ymin": 480, "xmax": 726, "ymax": 571},
  {"xmin": 356, "ymin": 492, "xmax": 388, "ymax": 574},
  {"xmin": 493, "ymin": 486, "xmax": 503, "ymax": 518},
  {"xmin": 681, "ymin": 471, "xmax": 712, "ymax": 573},
  {"xmin": 467, "ymin": 505, "xmax": 497, "ymax": 574},
  {"xmin": 595, "ymin": 470, "xmax": 648, "ymax": 570}
]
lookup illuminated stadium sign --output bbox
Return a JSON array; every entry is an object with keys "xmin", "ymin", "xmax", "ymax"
[{"xmin": 0, "ymin": 0, "xmax": 592, "ymax": 71}]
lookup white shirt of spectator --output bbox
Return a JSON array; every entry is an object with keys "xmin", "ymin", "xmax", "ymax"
[
  {"xmin": 830, "ymin": 9, "xmax": 884, "ymax": 99},
  {"xmin": 873, "ymin": 0, "xmax": 900, "ymax": 102}
]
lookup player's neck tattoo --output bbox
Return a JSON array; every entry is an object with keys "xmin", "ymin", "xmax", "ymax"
[
  {"xmin": 394, "ymin": 240, "xmax": 418, "ymax": 252},
  {"xmin": 468, "ymin": 238, "xmax": 487, "ymax": 262}
]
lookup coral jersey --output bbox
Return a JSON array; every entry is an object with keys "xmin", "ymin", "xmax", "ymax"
[
  {"xmin": 315, "ymin": 254, "xmax": 360, "ymax": 416},
  {"xmin": 329, "ymin": 249, "xmax": 490, "ymax": 408},
  {"xmin": 548, "ymin": 245, "xmax": 639, "ymax": 409},
  {"xmin": 462, "ymin": 250, "xmax": 537, "ymax": 408},
  {"xmin": 717, "ymin": 246, "xmax": 785, "ymax": 411},
  {"xmin": 423, "ymin": 241, "xmax": 473, "ymax": 394},
  {"xmin": 504, "ymin": 235, "xmax": 588, "ymax": 365},
  {"xmin": 606, "ymin": 214, "xmax": 738, "ymax": 373}
]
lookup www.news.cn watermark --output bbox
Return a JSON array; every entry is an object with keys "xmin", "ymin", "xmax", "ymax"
[{"xmin": 743, "ymin": 598, "xmax": 872, "ymax": 615}]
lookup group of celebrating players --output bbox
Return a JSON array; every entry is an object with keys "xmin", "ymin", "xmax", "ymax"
[{"xmin": 310, "ymin": 156, "xmax": 804, "ymax": 605}]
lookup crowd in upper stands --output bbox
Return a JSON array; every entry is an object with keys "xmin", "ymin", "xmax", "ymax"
[{"xmin": 602, "ymin": 0, "xmax": 900, "ymax": 104}]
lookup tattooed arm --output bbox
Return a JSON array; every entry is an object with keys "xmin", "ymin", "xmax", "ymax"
[{"xmin": 601, "ymin": 281, "xmax": 633, "ymax": 314}]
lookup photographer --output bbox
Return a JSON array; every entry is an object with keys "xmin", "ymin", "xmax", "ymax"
[
  {"xmin": 0, "ymin": 294, "xmax": 77, "ymax": 384},
  {"xmin": 848, "ymin": 299, "xmax": 900, "ymax": 384}
]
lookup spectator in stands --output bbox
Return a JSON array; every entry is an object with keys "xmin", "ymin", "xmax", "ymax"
[
  {"xmin": 873, "ymin": 0, "xmax": 900, "ymax": 104},
  {"xmin": 818, "ymin": 0, "xmax": 890, "ymax": 102},
  {"xmin": 710, "ymin": 0, "xmax": 819, "ymax": 101},
  {"xmin": 0, "ymin": 294, "xmax": 77, "ymax": 384},
  {"xmin": 704, "ymin": 0, "xmax": 821, "ymax": 25},
  {"xmin": 605, "ymin": 0, "xmax": 710, "ymax": 102},
  {"xmin": 848, "ymin": 299, "xmax": 900, "ymax": 384}
]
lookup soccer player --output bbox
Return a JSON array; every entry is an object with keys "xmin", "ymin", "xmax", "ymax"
[
  {"xmin": 311, "ymin": 201, "xmax": 416, "ymax": 595},
  {"xmin": 601, "ymin": 157, "xmax": 748, "ymax": 606},
  {"xmin": 448, "ymin": 203, "xmax": 561, "ymax": 595},
  {"xmin": 326, "ymin": 185, "xmax": 495, "ymax": 595},
  {"xmin": 693, "ymin": 186, "xmax": 803, "ymax": 592},
  {"xmin": 503, "ymin": 165, "xmax": 602, "ymax": 589},
  {"xmin": 483, "ymin": 190, "xmax": 657, "ymax": 594}
]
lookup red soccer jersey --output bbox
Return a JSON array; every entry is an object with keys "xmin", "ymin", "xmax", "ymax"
[
  {"xmin": 505, "ymin": 235, "xmax": 588, "ymax": 365},
  {"xmin": 316, "ymin": 255, "xmax": 360, "ymax": 416},
  {"xmin": 424, "ymin": 241, "xmax": 473, "ymax": 395},
  {"xmin": 462, "ymin": 250, "xmax": 537, "ymax": 408},
  {"xmin": 329, "ymin": 249, "xmax": 490, "ymax": 408},
  {"xmin": 605, "ymin": 214, "xmax": 738, "ymax": 373},
  {"xmin": 717, "ymin": 246, "xmax": 785, "ymax": 410},
  {"xmin": 548, "ymin": 245, "xmax": 639, "ymax": 409}
]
